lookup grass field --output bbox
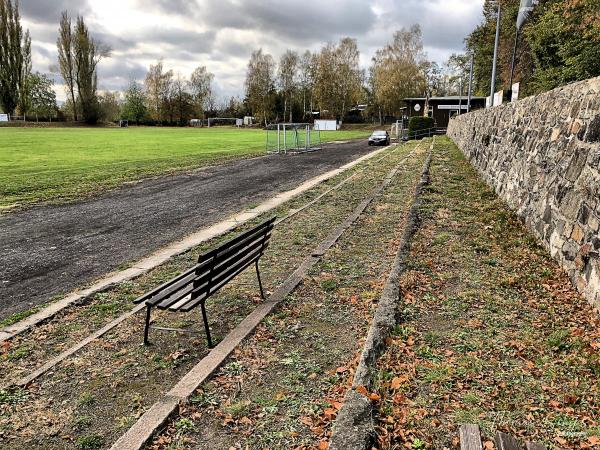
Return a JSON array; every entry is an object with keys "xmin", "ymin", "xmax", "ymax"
[{"xmin": 0, "ymin": 127, "xmax": 370, "ymax": 211}]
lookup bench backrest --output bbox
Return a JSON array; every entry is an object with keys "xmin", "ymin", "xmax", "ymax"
[{"xmin": 133, "ymin": 217, "xmax": 276, "ymax": 311}]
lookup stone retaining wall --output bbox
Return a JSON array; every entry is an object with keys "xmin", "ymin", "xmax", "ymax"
[{"xmin": 447, "ymin": 77, "xmax": 600, "ymax": 308}]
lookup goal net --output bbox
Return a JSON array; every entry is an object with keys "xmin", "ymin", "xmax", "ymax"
[
  {"xmin": 265, "ymin": 123, "xmax": 322, "ymax": 154},
  {"xmin": 207, "ymin": 117, "xmax": 241, "ymax": 127}
]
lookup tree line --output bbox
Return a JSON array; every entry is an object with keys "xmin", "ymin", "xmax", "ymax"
[{"xmin": 4, "ymin": 0, "xmax": 595, "ymax": 126}]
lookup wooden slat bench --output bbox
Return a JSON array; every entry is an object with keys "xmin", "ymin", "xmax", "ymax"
[
  {"xmin": 133, "ymin": 217, "xmax": 276, "ymax": 347},
  {"xmin": 459, "ymin": 424, "xmax": 548, "ymax": 450}
]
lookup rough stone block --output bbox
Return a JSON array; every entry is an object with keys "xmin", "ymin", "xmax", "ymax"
[{"xmin": 571, "ymin": 224, "xmax": 585, "ymax": 243}]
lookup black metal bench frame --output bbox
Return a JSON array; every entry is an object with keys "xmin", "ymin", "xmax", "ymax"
[{"xmin": 133, "ymin": 217, "xmax": 276, "ymax": 347}]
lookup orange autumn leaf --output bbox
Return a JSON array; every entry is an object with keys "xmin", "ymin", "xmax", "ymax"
[
  {"xmin": 589, "ymin": 436, "xmax": 600, "ymax": 445},
  {"xmin": 356, "ymin": 385, "xmax": 368, "ymax": 396},
  {"xmin": 484, "ymin": 441, "xmax": 494, "ymax": 450},
  {"xmin": 391, "ymin": 375, "xmax": 409, "ymax": 389},
  {"xmin": 369, "ymin": 393, "xmax": 381, "ymax": 401},
  {"xmin": 319, "ymin": 440, "xmax": 329, "ymax": 450}
]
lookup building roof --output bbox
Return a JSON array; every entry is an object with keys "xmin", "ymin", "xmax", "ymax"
[{"xmin": 403, "ymin": 96, "xmax": 486, "ymax": 101}]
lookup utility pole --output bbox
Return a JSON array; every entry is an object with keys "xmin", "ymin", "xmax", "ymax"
[
  {"xmin": 508, "ymin": 29, "xmax": 519, "ymax": 90},
  {"xmin": 490, "ymin": 3, "xmax": 501, "ymax": 104},
  {"xmin": 467, "ymin": 53, "xmax": 474, "ymax": 112},
  {"xmin": 458, "ymin": 77, "xmax": 463, "ymax": 115}
]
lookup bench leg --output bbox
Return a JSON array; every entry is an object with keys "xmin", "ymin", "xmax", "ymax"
[
  {"xmin": 143, "ymin": 305, "xmax": 152, "ymax": 345},
  {"xmin": 255, "ymin": 260, "xmax": 265, "ymax": 300},
  {"xmin": 200, "ymin": 302, "xmax": 213, "ymax": 348}
]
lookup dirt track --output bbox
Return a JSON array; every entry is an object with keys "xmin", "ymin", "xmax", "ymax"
[{"xmin": 0, "ymin": 140, "xmax": 376, "ymax": 319}]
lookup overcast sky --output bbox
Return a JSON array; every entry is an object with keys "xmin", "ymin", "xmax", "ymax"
[{"xmin": 21, "ymin": 0, "xmax": 485, "ymax": 102}]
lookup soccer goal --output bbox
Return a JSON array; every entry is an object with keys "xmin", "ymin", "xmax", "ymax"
[
  {"xmin": 207, "ymin": 117, "xmax": 241, "ymax": 128},
  {"xmin": 119, "ymin": 119, "xmax": 129, "ymax": 128},
  {"xmin": 391, "ymin": 118, "xmax": 408, "ymax": 141},
  {"xmin": 265, "ymin": 123, "xmax": 322, "ymax": 154}
]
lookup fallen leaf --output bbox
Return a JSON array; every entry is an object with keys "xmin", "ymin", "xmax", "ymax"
[
  {"xmin": 588, "ymin": 436, "xmax": 600, "ymax": 445},
  {"xmin": 356, "ymin": 385, "xmax": 368, "ymax": 396},
  {"xmin": 391, "ymin": 375, "xmax": 409, "ymax": 389},
  {"xmin": 369, "ymin": 393, "xmax": 381, "ymax": 401}
]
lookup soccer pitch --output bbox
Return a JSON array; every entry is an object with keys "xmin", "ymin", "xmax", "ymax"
[{"xmin": 0, "ymin": 127, "xmax": 370, "ymax": 210}]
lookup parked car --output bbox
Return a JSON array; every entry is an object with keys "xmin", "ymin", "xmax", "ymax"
[{"xmin": 368, "ymin": 130, "xmax": 390, "ymax": 146}]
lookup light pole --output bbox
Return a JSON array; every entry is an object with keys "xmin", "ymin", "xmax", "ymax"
[
  {"xmin": 467, "ymin": 53, "xmax": 474, "ymax": 112},
  {"xmin": 490, "ymin": 3, "xmax": 501, "ymax": 104}
]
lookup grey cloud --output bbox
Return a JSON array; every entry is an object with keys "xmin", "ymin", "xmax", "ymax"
[
  {"xmin": 198, "ymin": 0, "xmax": 376, "ymax": 43},
  {"xmin": 135, "ymin": 0, "xmax": 198, "ymax": 16},
  {"xmin": 20, "ymin": 0, "xmax": 91, "ymax": 24},
  {"xmin": 25, "ymin": 0, "xmax": 483, "ymax": 100}
]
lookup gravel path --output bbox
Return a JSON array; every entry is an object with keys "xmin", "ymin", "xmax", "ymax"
[{"xmin": 0, "ymin": 140, "xmax": 375, "ymax": 319}]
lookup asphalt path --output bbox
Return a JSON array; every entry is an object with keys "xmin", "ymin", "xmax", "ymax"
[{"xmin": 0, "ymin": 140, "xmax": 377, "ymax": 319}]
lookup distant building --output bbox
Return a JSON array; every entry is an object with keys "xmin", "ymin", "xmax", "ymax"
[{"xmin": 403, "ymin": 96, "xmax": 486, "ymax": 128}]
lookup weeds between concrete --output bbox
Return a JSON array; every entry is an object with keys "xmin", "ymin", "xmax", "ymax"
[
  {"xmin": 0, "ymin": 144, "xmax": 423, "ymax": 449},
  {"xmin": 373, "ymin": 137, "xmax": 600, "ymax": 449},
  {"xmin": 0, "ymin": 145, "xmax": 395, "ymax": 390},
  {"xmin": 329, "ymin": 140, "xmax": 432, "ymax": 450},
  {"xmin": 144, "ymin": 143, "xmax": 430, "ymax": 450}
]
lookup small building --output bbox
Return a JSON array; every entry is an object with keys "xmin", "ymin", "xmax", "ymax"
[{"xmin": 403, "ymin": 96, "xmax": 486, "ymax": 128}]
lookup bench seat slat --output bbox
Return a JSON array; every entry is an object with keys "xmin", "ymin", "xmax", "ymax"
[
  {"xmin": 143, "ymin": 271, "xmax": 197, "ymax": 306},
  {"xmin": 133, "ymin": 264, "xmax": 197, "ymax": 304},
  {"xmin": 154, "ymin": 283, "xmax": 195, "ymax": 310}
]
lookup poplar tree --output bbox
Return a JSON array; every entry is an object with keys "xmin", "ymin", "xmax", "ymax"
[
  {"xmin": 0, "ymin": 0, "xmax": 29, "ymax": 115},
  {"xmin": 57, "ymin": 11, "xmax": 77, "ymax": 120},
  {"xmin": 57, "ymin": 11, "xmax": 110, "ymax": 123}
]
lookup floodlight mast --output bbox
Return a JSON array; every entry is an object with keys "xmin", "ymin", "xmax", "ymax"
[{"xmin": 490, "ymin": 3, "xmax": 501, "ymax": 103}]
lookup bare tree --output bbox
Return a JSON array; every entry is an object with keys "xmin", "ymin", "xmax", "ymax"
[
  {"xmin": 278, "ymin": 50, "xmax": 298, "ymax": 122},
  {"xmin": 244, "ymin": 49, "xmax": 276, "ymax": 127}
]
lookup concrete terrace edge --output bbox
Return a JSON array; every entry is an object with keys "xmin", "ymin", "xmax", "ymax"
[
  {"xmin": 329, "ymin": 141, "xmax": 433, "ymax": 450},
  {"xmin": 0, "ymin": 145, "xmax": 390, "ymax": 343}
]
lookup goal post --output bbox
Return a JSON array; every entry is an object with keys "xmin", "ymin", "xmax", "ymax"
[{"xmin": 265, "ymin": 123, "xmax": 322, "ymax": 154}]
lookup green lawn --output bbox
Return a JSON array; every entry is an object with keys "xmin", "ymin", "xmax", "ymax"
[{"xmin": 0, "ymin": 127, "xmax": 369, "ymax": 210}]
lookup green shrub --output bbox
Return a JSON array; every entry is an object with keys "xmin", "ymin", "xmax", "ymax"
[{"xmin": 408, "ymin": 116, "xmax": 435, "ymax": 140}]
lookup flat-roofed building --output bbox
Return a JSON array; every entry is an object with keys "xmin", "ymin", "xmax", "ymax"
[{"xmin": 403, "ymin": 96, "xmax": 486, "ymax": 128}]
